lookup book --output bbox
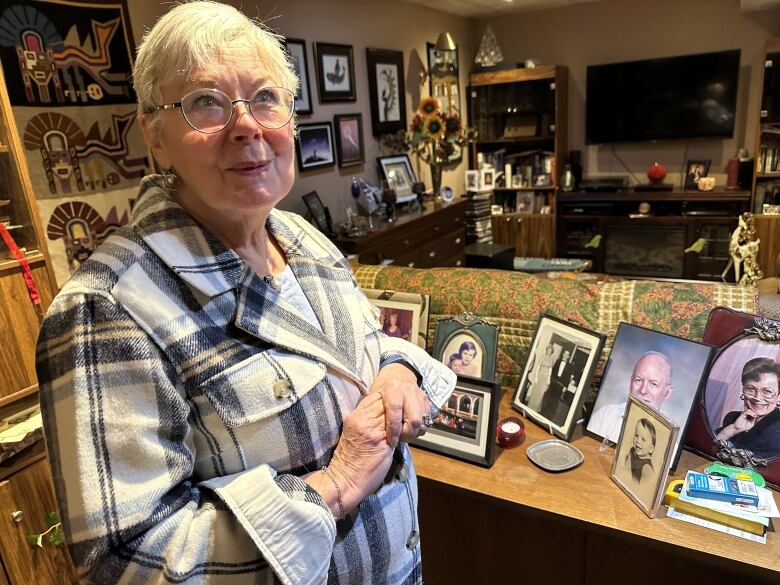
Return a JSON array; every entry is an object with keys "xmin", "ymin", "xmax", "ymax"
[{"xmin": 685, "ymin": 471, "xmax": 759, "ymax": 507}]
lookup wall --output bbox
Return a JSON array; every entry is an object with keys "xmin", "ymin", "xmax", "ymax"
[
  {"xmin": 127, "ymin": 0, "xmax": 475, "ymax": 226},
  {"xmin": 478, "ymin": 0, "xmax": 780, "ymax": 188}
]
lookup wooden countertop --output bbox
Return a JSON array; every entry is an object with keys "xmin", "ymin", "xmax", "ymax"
[{"xmin": 410, "ymin": 391, "xmax": 779, "ymax": 580}]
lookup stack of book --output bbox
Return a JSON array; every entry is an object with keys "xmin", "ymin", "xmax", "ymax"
[{"xmin": 464, "ymin": 189, "xmax": 493, "ymax": 245}]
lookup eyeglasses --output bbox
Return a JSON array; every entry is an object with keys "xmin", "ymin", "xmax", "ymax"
[
  {"xmin": 145, "ymin": 87, "xmax": 295, "ymax": 134},
  {"xmin": 742, "ymin": 384, "xmax": 779, "ymax": 401}
]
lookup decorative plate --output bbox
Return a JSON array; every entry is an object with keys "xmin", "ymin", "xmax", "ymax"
[{"xmin": 526, "ymin": 439, "xmax": 584, "ymax": 472}]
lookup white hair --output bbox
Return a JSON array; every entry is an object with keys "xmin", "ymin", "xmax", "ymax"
[{"xmin": 133, "ymin": 1, "xmax": 298, "ymax": 136}]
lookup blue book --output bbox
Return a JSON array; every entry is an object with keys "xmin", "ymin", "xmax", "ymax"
[{"xmin": 685, "ymin": 471, "xmax": 759, "ymax": 507}]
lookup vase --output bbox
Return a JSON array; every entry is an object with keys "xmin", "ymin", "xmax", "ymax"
[{"xmin": 430, "ymin": 164, "xmax": 442, "ymax": 198}]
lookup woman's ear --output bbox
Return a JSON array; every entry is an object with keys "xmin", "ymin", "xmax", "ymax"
[{"xmin": 140, "ymin": 114, "xmax": 172, "ymax": 169}]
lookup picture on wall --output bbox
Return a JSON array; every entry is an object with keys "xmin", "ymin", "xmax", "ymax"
[
  {"xmin": 427, "ymin": 42, "xmax": 459, "ymax": 114},
  {"xmin": 366, "ymin": 48, "xmax": 407, "ymax": 136},
  {"xmin": 295, "ymin": 122, "xmax": 335, "ymax": 171},
  {"xmin": 314, "ymin": 42, "xmax": 356, "ymax": 102},
  {"xmin": 283, "ymin": 38, "xmax": 313, "ymax": 115},
  {"xmin": 362, "ymin": 289, "xmax": 430, "ymax": 349},
  {"xmin": 432, "ymin": 312, "xmax": 500, "ymax": 381},
  {"xmin": 334, "ymin": 113, "xmax": 364, "ymax": 167}
]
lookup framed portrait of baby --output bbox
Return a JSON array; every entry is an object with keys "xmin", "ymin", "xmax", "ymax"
[
  {"xmin": 512, "ymin": 314, "xmax": 605, "ymax": 441},
  {"xmin": 685, "ymin": 307, "xmax": 780, "ymax": 490},
  {"xmin": 362, "ymin": 289, "xmax": 430, "ymax": 349},
  {"xmin": 611, "ymin": 395, "xmax": 680, "ymax": 518},
  {"xmin": 432, "ymin": 312, "xmax": 499, "ymax": 381}
]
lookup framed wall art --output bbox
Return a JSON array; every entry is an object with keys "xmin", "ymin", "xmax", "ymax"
[
  {"xmin": 587, "ymin": 322, "xmax": 713, "ymax": 467},
  {"xmin": 334, "ymin": 113, "xmax": 364, "ymax": 168},
  {"xmin": 427, "ymin": 42, "xmax": 460, "ymax": 114},
  {"xmin": 365, "ymin": 48, "xmax": 407, "ymax": 136},
  {"xmin": 314, "ymin": 42, "xmax": 356, "ymax": 102},
  {"xmin": 377, "ymin": 154, "xmax": 417, "ymax": 203},
  {"xmin": 685, "ymin": 307, "xmax": 780, "ymax": 490},
  {"xmin": 362, "ymin": 289, "xmax": 430, "ymax": 349},
  {"xmin": 412, "ymin": 375, "xmax": 501, "ymax": 467},
  {"xmin": 611, "ymin": 395, "xmax": 680, "ymax": 518},
  {"xmin": 513, "ymin": 313, "xmax": 605, "ymax": 440},
  {"xmin": 295, "ymin": 122, "xmax": 335, "ymax": 171},
  {"xmin": 283, "ymin": 38, "xmax": 313, "ymax": 115},
  {"xmin": 433, "ymin": 312, "xmax": 500, "ymax": 381}
]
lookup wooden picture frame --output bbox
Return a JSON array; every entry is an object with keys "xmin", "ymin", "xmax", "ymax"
[
  {"xmin": 296, "ymin": 122, "xmax": 335, "ymax": 171},
  {"xmin": 412, "ymin": 375, "xmax": 501, "ymax": 468},
  {"xmin": 333, "ymin": 113, "xmax": 364, "ymax": 168},
  {"xmin": 283, "ymin": 38, "xmax": 312, "ymax": 115},
  {"xmin": 377, "ymin": 154, "xmax": 417, "ymax": 203},
  {"xmin": 513, "ymin": 313, "xmax": 605, "ymax": 440},
  {"xmin": 314, "ymin": 42, "xmax": 356, "ymax": 102},
  {"xmin": 366, "ymin": 48, "xmax": 407, "ymax": 136},
  {"xmin": 433, "ymin": 312, "xmax": 500, "ymax": 381},
  {"xmin": 684, "ymin": 159, "xmax": 711, "ymax": 190},
  {"xmin": 611, "ymin": 395, "xmax": 680, "ymax": 518},
  {"xmin": 362, "ymin": 289, "xmax": 430, "ymax": 349}
]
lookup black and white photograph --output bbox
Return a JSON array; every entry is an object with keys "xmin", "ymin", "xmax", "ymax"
[
  {"xmin": 427, "ymin": 41, "xmax": 459, "ymax": 114},
  {"xmin": 612, "ymin": 395, "xmax": 679, "ymax": 518},
  {"xmin": 334, "ymin": 113, "xmax": 364, "ymax": 167},
  {"xmin": 283, "ymin": 38, "xmax": 312, "ymax": 115},
  {"xmin": 362, "ymin": 289, "xmax": 430, "ymax": 349},
  {"xmin": 587, "ymin": 322, "xmax": 713, "ymax": 465},
  {"xmin": 412, "ymin": 375, "xmax": 501, "ymax": 467},
  {"xmin": 433, "ymin": 312, "xmax": 500, "ymax": 381},
  {"xmin": 684, "ymin": 159, "xmax": 711, "ymax": 190},
  {"xmin": 295, "ymin": 122, "xmax": 335, "ymax": 171},
  {"xmin": 513, "ymin": 314, "xmax": 605, "ymax": 440},
  {"xmin": 378, "ymin": 154, "xmax": 417, "ymax": 203},
  {"xmin": 314, "ymin": 42, "xmax": 356, "ymax": 102},
  {"xmin": 366, "ymin": 48, "xmax": 407, "ymax": 136},
  {"xmin": 465, "ymin": 169, "xmax": 480, "ymax": 192}
]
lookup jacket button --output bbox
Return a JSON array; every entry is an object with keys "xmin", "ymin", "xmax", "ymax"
[
  {"xmin": 273, "ymin": 380, "xmax": 292, "ymax": 399},
  {"xmin": 396, "ymin": 463, "xmax": 409, "ymax": 483},
  {"xmin": 405, "ymin": 530, "xmax": 420, "ymax": 549}
]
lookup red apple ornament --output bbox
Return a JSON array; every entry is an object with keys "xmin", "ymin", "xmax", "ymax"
[{"xmin": 647, "ymin": 162, "xmax": 667, "ymax": 183}]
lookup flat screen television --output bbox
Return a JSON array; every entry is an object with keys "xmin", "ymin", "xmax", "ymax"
[{"xmin": 586, "ymin": 49, "xmax": 740, "ymax": 144}]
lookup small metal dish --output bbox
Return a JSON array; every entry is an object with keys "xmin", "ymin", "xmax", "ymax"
[{"xmin": 526, "ymin": 439, "xmax": 584, "ymax": 472}]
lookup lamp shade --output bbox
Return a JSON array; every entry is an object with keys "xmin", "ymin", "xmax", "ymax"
[{"xmin": 435, "ymin": 32, "xmax": 456, "ymax": 51}]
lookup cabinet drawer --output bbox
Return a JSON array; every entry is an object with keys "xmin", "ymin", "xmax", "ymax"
[{"xmin": 418, "ymin": 228, "xmax": 466, "ymax": 268}]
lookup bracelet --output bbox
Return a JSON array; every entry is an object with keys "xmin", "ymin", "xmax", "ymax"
[{"xmin": 320, "ymin": 466, "xmax": 345, "ymax": 520}]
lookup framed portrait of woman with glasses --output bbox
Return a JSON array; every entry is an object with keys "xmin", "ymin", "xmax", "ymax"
[{"xmin": 686, "ymin": 307, "xmax": 780, "ymax": 490}]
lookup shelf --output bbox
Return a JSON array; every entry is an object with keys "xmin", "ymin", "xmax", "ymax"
[
  {"xmin": 476, "ymin": 136, "xmax": 553, "ymax": 145},
  {"xmin": 0, "ymin": 251, "xmax": 45, "ymax": 272},
  {"xmin": 0, "ymin": 144, "xmax": 7, "ymax": 153},
  {"xmin": 557, "ymin": 190, "xmax": 751, "ymax": 203},
  {"xmin": 756, "ymin": 172, "xmax": 780, "ymax": 179},
  {"xmin": 0, "ymin": 385, "xmax": 37, "ymax": 410},
  {"xmin": 470, "ymin": 65, "xmax": 558, "ymax": 86},
  {"xmin": 0, "ymin": 199, "xmax": 9, "ymax": 207},
  {"xmin": 494, "ymin": 186, "xmax": 555, "ymax": 192}
]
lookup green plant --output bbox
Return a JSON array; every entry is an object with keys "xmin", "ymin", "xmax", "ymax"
[{"xmin": 26, "ymin": 511, "xmax": 65, "ymax": 548}]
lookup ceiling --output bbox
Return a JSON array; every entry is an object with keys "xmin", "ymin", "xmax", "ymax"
[{"xmin": 399, "ymin": 0, "xmax": 780, "ymax": 18}]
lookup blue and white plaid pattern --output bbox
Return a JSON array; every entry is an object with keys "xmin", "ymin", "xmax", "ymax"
[{"xmin": 37, "ymin": 176, "xmax": 456, "ymax": 584}]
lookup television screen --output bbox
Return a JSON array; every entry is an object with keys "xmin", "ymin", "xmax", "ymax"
[{"xmin": 586, "ymin": 50, "xmax": 740, "ymax": 144}]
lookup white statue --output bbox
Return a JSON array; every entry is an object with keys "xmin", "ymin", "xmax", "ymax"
[{"xmin": 723, "ymin": 213, "xmax": 763, "ymax": 286}]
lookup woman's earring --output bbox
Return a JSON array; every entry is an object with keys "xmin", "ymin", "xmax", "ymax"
[{"xmin": 162, "ymin": 168, "xmax": 178, "ymax": 189}]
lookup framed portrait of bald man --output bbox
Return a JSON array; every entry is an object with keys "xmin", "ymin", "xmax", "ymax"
[{"xmin": 587, "ymin": 322, "xmax": 713, "ymax": 468}]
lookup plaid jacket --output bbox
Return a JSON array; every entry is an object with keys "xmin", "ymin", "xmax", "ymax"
[{"xmin": 36, "ymin": 176, "xmax": 456, "ymax": 584}]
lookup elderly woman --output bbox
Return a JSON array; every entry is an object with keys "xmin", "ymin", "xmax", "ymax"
[
  {"xmin": 716, "ymin": 356, "xmax": 780, "ymax": 459},
  {"xmin": 35, "ymin": 3, "xmax": 455, "ymax": 584}
]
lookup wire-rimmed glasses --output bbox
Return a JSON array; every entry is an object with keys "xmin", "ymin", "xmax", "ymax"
[{"xmin": 742, "ymin": 383, "xmax": 779, "ymax": 402}]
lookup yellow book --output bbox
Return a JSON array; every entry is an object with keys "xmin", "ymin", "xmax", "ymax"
[{"xmin": 664, "ymin": 480, "xmax": 767, "ymax": 536}]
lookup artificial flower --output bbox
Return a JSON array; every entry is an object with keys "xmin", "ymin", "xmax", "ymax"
[{"xmin": 419, "ymin": 96, "xmax": 440, "ymax": 116}]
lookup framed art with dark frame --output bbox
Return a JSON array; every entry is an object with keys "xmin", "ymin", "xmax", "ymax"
[
  {"xmin": 611, "ymin": 395, "xmax": 680, "ymax": 518},
  {"xmin": 411, "ymin": 374, "xmax": 501, "ymax": 467},
  {"xmin": 334, "ymin": 113, "xmax": 364, "ymax": 168},
  {"xmin": 377, "ymin": 154, "xmax": 417, "ymax": 203},
  {"xmin": 513, "ymin": 313, "xmax": 605, "ymax": 440},
  {"xmin": 362, "ymin": 289, "xmax": 430, "ymax": 349},
  {"xmin": 314, "ymin": 42, "xmax": 356, "ymax": 102},
  {"xmin": 586, "ymin": 322, "xmax": 713, "ymax": 468},
  {"xmin": 432, "ymin": 312, "xmax": 500, "ymax": 381},
  {"xmin": 283, "ymin": 38, "xmax": 312, "ymax": 115},
  {"xmin": 296, "ymin": 122, "xmax": 335, "ymax": 171},
  {"xmin": 685, "ymin": 307, "xmax": 780, "ymax": 490},
  {"xmin": 365, "ymin": 48, "xmax": 407, "ymax": 136},
  {"xmin": 426, "ymin": 42, "xmax": 460, "ymax": 114},
  {"xmin": 302, "ymin": 191, "xmax": 331, "ymax": 235},
  {"xmin": 684, "ymin": 159, "xmax": 711, "ymax": 190}
]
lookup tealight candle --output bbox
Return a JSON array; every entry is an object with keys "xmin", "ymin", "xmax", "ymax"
[{"xmin": 496, "ymin": 416, "xmax": 525, "ymax": 448}]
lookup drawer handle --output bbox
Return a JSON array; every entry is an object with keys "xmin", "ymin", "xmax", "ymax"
[
  {"xmin": 12, "ymin": 510, "xmax": 24, "ymax": 523},
  {"xmin": 455, "ymin": 237, "xmax": 461, "ymax": 244},
  {"xmin": 516, "ymin": 218, "xmax": 522, "ymax": 223},
  {"xmin": 403, "ymin": 239, "xmax": 410, "ymax": 246},
  {"xmin": 408, "ymin": 262, "xmax": 415, "ymax": 267},
  {"xmin": 455, "ymin": 260, "xmax": 462, "ymax": 266},
  {"xmin": 429, "ymin": 251, "xmax": 436, "ymax": 258}
]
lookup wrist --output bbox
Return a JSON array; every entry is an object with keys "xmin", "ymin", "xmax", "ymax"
[{"xmin": 380, "ymin": 355, "xmax": 423, "ymax": 387}]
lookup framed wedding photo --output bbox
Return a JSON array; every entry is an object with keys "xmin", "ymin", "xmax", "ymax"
[
  {"xmin": 412, "ymin": 375, "xmax": 501, "ymax": 468},
  {"xmin": 433, "ymin": 312, "xmax": 500, "ymax": 381},
  {"xmin": 611, "ymin": 395, "xmax": 679, "ymax": 518},
  {"xmin": 684, "ymin": 158, "xmax": 711, "ymax": 190},
  {"xmin": 366, "ymin": 48, "xmax": 407, "ymax": 136},
  {"xmin": 314, "ymin": 42, "xmax": 356, "ymax": 102},
  {"xmin": 362, "ymin": 289, "xmax": 430, "ymax": 349},
  {"xmin": 296, "ymin": 122, "xmax": 335, "ymax": 171},
  {"xmin": 283, "ymin": 38, "xmax": 312, "ymax": 115},
  {"xmin": 333, "ymin": 113, "xmax": 364, "ymax": 168},
  {"xmin": 377, "ymin": 154, "xmax": 417, "ymax": 203},
  {"xmin": 513, "ymin": 314, "xmax": 605, "ymax": 440}
]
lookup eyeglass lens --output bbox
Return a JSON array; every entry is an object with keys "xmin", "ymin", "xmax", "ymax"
[
  {"xmin": 181, "ymin": 87, "xmax": 294, "ymax": 133},
  {"xmin": 743, "ymin": 384, "xmax": 779, "ymax": 400}
]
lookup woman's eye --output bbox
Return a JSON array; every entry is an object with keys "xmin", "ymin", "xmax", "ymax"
[{"xmin": 253, "ymin": 89, "xmax": 278, "ymax": 106}]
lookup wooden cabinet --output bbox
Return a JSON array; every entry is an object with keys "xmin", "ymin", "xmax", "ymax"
[
  {"xmin": 753, "ymin": 40, "xmax": 780, "ymax": 213},
  {"xmin": 490, "ymin": 212, "xmax": 555, "ymax": 258},
  {"xmin": 335, "ymin": 200, "xmax": 466, "ymax": 268}
]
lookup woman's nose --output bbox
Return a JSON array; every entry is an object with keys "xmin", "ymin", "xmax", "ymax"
[{"xmin": 230, "ymin": 102, "xmax": 263, "ymax": 139}]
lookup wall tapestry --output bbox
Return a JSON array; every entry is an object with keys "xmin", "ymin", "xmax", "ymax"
[{"xmin": 0, "ymin": 0, "xmax": 149, "ymax": 285}]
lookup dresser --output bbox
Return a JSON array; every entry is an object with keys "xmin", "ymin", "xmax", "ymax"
[{"xmin": 335, "ymin": 200, "xmax": 466, "ymax": 268}]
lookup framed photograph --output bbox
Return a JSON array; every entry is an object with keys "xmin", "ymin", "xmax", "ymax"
[
  {"xmin": 684, "ymin": 159, "xmax": 711, "ymax": 190},
  {"xmin": 334, "ymin": 113, "xmax": 364, "ymax": 168},
  {"xmin": 427, "ymin": 42, "xmax": 460, "ymax": 114},
  {"xmin": 366, "ymin": 48, "xmax": 407, "ymax": 136},
  {"xmin": 302, "ymin": 191, "xmax": 332, "ymax": 235},
  {"xmin": 295, "ymin": 122, "xmax": 335, "ymax": 171},
  {"xmin": 283, "ymin": 38, "xmax": 312, "ymax": 115},
  {"xmin": 412, "ymin": 375, "xmax": 501, "ymax": 467},
  {"xmin": 516, "ymin": 192, "xmax": 534, "ymax": 213},
  {"xmin": 314, "ymin": 42, "xmax": 356, "ymax": 102},
  {"xmin": 611, "ymin": 395, "xmax": 680, "ymax": 518},
  {"xmin": 587, "ymin": 322, "xmax": 713, "ymax": 467},
  {"xmin": 513, "ymin": 314, "xmax": 606, "ymax": 440},
  {"xmin": 362, "ymin": 289, "xmax": 430, "ymax": 349},
  {"xmin": 377, "ymin": 154, "xmax": 417, "ymax": 203},
  {"xmin": 465, "ymin": 169, "xmax": 480, "ymax": 192},
  {"xmin": 432, "ymin": 311, "xmax": 500, "ymax": 381},
  {"xmin": 685, "ymin": 307, "xmax": 780, "ymax": 490},
  {"xmin": 480, "ymin": 168, "xmax": 494, "ymax": 189}
]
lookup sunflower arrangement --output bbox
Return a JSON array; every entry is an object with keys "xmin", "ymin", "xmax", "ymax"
[{"xmin": 407, "ymin": 97, "xmax": 474, "ymax": 169}]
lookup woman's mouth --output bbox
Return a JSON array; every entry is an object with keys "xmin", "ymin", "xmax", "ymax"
[{"xmin": 228, "ymin": 161, "xmax": 271, "ymax": 175}]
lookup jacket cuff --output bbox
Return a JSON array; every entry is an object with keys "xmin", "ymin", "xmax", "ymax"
[{"xmin": 380, "ymin": 337, "xmax": 456, "ymax": 410}]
